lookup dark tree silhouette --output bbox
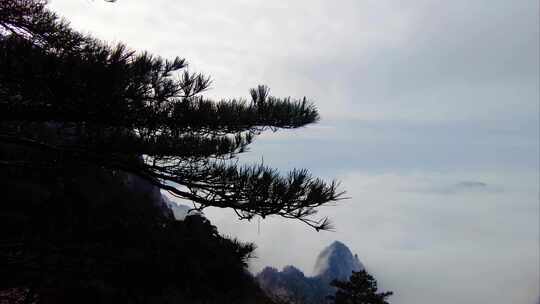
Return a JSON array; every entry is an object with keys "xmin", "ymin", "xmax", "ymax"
[
  {"xmin": 329, "ymin": 270, "xmax": 393, "ymax": 304},
  {"xmin": 0, "ymin": 0, "xmax": 344, "ymax": 230}
]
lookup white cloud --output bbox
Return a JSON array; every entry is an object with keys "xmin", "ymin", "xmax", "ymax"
[
  {"xmin": 50, "ymin": 0, "xmax": 538, "ymax": 122},
  {"xmin": 203, "ymin": 169, "xmax": 539, "ymax": 304}
]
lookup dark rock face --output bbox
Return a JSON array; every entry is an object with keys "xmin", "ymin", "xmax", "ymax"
[
  {"xmin": 123, "ymin": 172, "xmax": 174, "ymax": 219},
  {"xmin": 313, "ymin": 241, "xmax": 364, "ymax": 283},
  {"xmin": 0, "ymin": 164, "xmax": 269, "ymax": 304},
  {"xmin": 257, "ymin": 266, "xmax": 326, "ymax": 304},
  {"xmin": 256, "ymin": 241, "xmax": 364, "ymax": 304}
]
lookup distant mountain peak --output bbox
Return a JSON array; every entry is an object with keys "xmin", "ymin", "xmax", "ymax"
[
  {"xmin": 162, "ymin": 195, "xmax": 202, "ymax": 220},
  {"xmin": 313, "ymin": 240, "xmax": 364, "ymax": 282},
  {"xmin": 282, "ymin": 265, "xmax": 305, "ymax": 277},
  {"xmin": 256, "ymin": 241, "xmax": 365, "ymax": 303}
]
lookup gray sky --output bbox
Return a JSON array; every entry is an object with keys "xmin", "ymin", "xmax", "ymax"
[{"xmin": 48, "ymin": 1, "xmax": 539, "ymax": 303}]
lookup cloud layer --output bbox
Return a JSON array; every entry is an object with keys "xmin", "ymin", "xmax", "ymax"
[{"xmin": 203, "ymin": 170, "xmax": 539, "ymax": 304}]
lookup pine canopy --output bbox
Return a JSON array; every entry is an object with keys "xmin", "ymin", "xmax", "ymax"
[
  {"xmin": 0, "ymin": 0, "xmax": 344, "ymax": 230},
  {"xmin": 329, "ymin": 271, "xmax": 393, "ymax": 304}
]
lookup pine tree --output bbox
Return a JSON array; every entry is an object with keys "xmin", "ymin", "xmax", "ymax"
[
  {"xmin": 0, "ymin": 0, "xmax": 344, "ymax": 230},
  {"xmin": 329, "ymin": 270, "xmax": 393, "ymax": 304}
]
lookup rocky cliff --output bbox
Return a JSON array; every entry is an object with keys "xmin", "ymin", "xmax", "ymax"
[
  {"xmin": 256, "ymin": 241, "xmax": 364, "ymax": 304},
  {"xmin": 313, "ymin": 241, "xmax": 364, "ymax": 282}
]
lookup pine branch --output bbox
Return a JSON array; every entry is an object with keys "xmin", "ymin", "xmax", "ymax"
[{"xmin": 0, "ymin": 0, "xmax": 345, "ymax": 231}]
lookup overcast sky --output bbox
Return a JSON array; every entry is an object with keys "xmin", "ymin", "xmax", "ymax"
[{"xmin": 48, "ymin": 1, "xmax": 539, "ymax": 303}]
